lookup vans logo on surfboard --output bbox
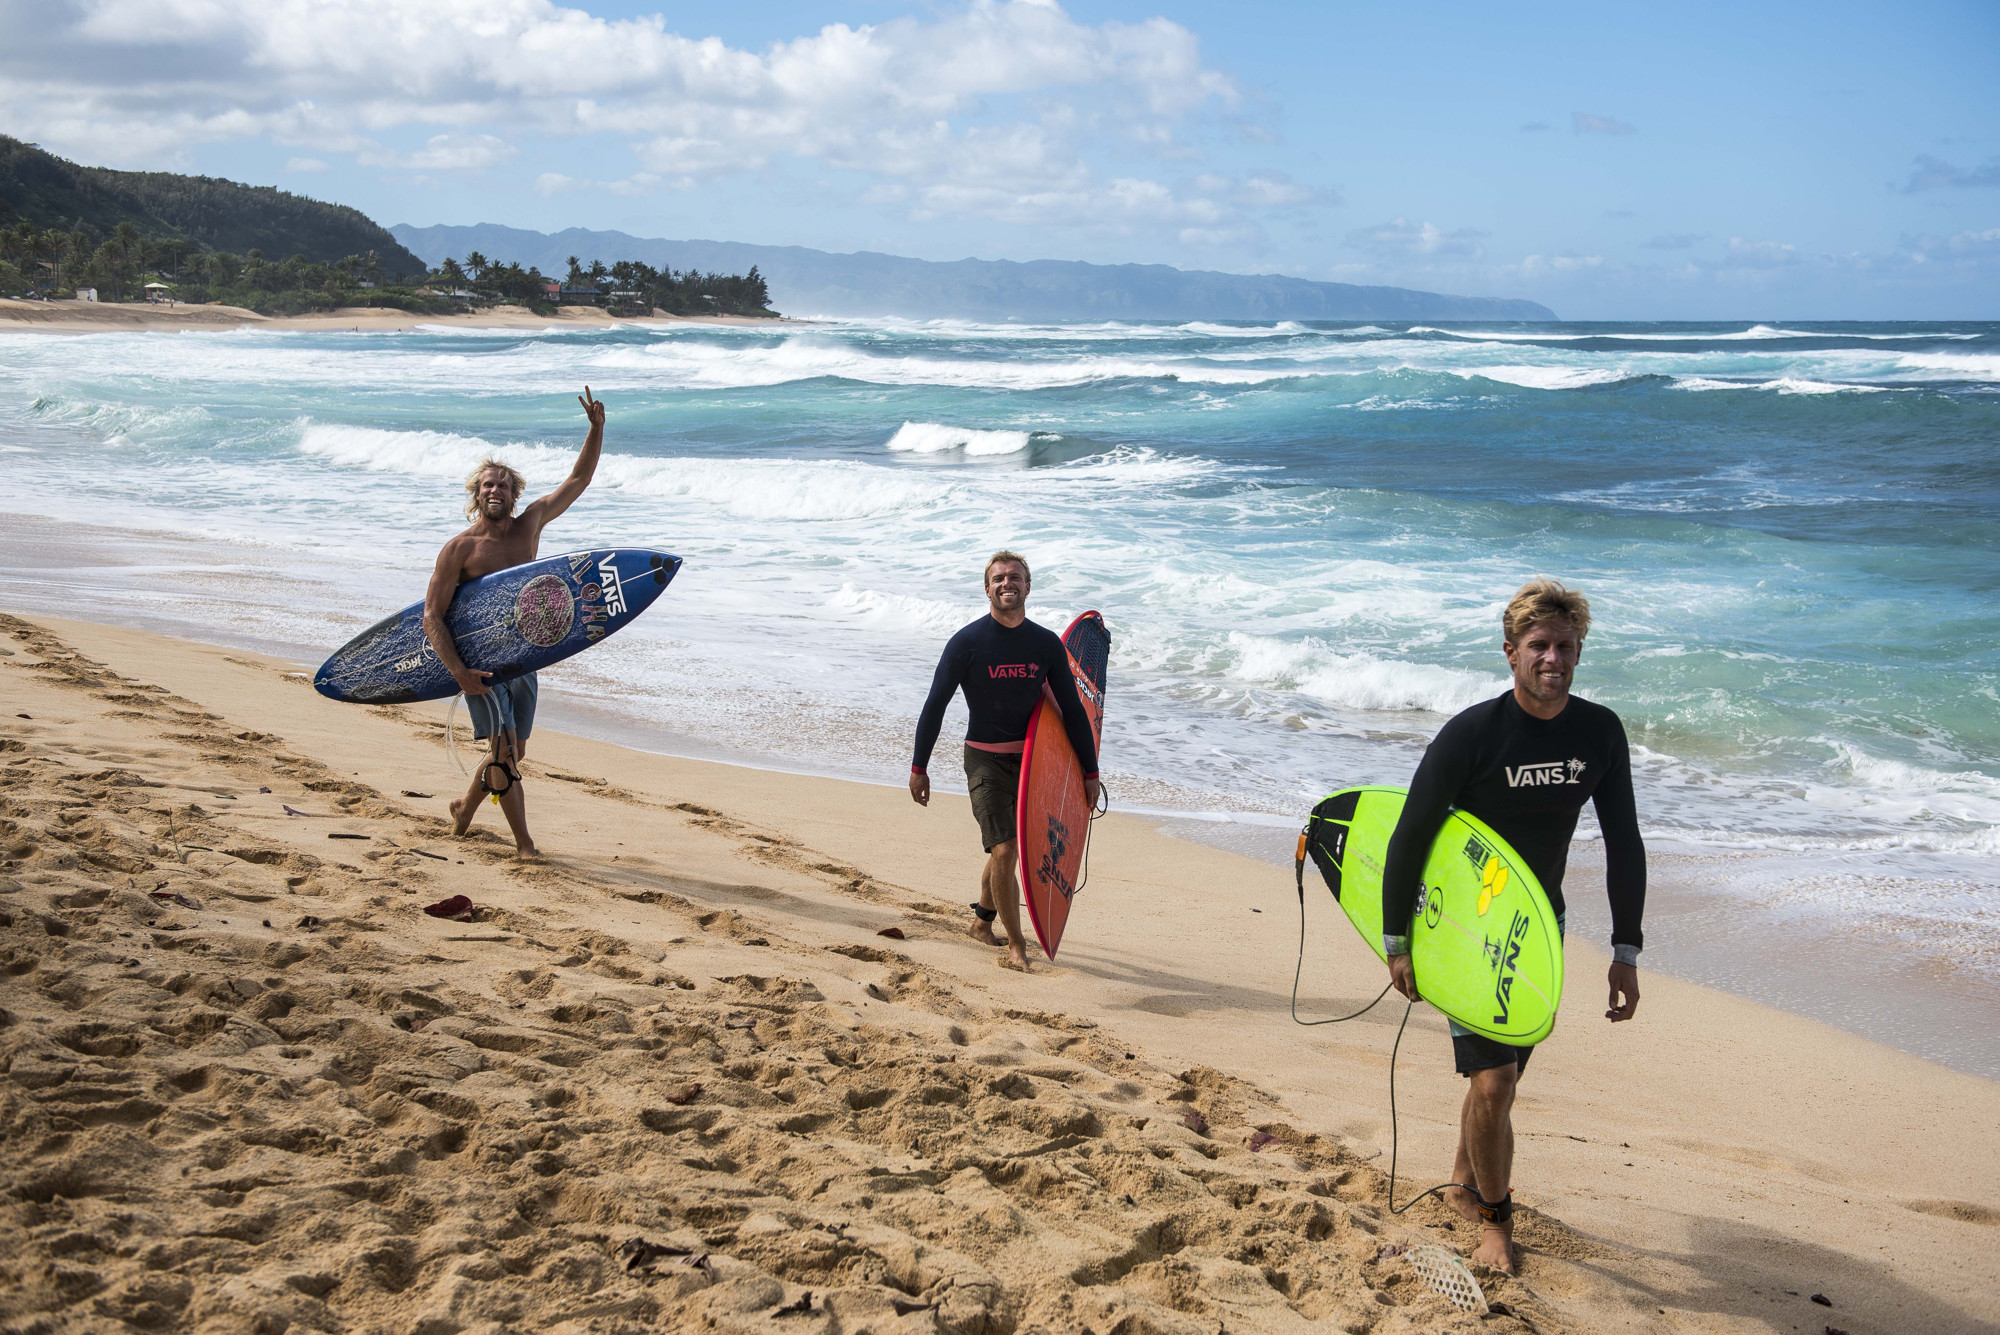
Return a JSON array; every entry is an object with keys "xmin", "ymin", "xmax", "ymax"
[
  {"xmin": 1035, "ymin": 813, "xmax": 1076, "ymax": 901},
  {"xmin": 1506, "ymin": 759, "xmax": 1584, "ymax": 788},
  {"xmin": 1491, "ymin": 910, "xmax": 1530, "ymax": 1025},
  {"xmin": 597, "ymin": 557, "xmax": 628, "ymax": 618}
]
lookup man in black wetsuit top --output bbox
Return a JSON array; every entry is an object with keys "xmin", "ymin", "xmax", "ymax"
[
  {"xmin": 911, "ymin": 551, "xmax": 1101, "ymax": 970},
  {"xmin": 1382, "ymin": 578, "xmax": 1646, "ymax": 1275}
]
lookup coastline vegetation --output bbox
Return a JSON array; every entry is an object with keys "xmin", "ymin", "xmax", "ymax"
[{"xmin": 0, "ymin": 221, "xmax": 778, "ymax": 318}]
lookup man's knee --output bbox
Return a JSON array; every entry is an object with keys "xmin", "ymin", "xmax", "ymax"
[{"xmin": 1467, "ymin": 1064, "xmax": 1518, "ymax": 1108}]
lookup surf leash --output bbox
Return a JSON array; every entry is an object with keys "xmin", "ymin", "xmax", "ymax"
[
  {"xmin": 1291, "ymin": 818, "xmax": 1477, "ymax": 1219},
  {"xmin": 1071, "ymin": 777, "xmax": 1111, "ymax": 901},
  {"xmin": 444, "ymin": 694, "xmax": 470, "ymax": 777}
]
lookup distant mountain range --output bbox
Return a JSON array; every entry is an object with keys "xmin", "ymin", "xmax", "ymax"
[
  {"xmin": 391, "ymin": 222, "xmax": 1557, "ymax": 323},
  {"xmin": 1, "ymin": 136, "xmax": 424, "ymax": 273}
]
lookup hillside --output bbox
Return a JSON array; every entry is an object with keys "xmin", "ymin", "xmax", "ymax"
[
  {"xmin": 391, "ymin": 222, "xmax": 1558, "ymax": 323},
  {"xmin": 0, "ymin": 136, "xmax": 423, "ymax": 274}
]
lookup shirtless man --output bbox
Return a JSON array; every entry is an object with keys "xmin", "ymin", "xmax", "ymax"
[
  {"xmin": 424, "ymin": 388, "xmax": 606, "ymax": 858},
  {"xmin": 909, "ymin": 551, "xmax": 1101, "ymax": 970},
  {"xmin": 1381, "ymin": 578, "xmax": 1647, "ymax": 1274}
]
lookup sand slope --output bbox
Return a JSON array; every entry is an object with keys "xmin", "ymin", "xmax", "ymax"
[
  {"xmin": 2, "ymin": 611, "xmax": 1995, "ymax": 1335},
  {"xmin": 0, "ymin": 615, "xmax": 1530, "ymax": 1334}
]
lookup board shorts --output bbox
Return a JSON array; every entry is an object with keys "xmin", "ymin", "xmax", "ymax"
[
  {"xmin": 963, "ymin": 745, "xmax": 1022, "ymax": 853},
  {"xmin": 1451, "ymin": 911, "xmax": 1563, "ymax": 1077},
  {"xmin": 466, "ymin": 672, "xmax": 537, "ymax": 747}
]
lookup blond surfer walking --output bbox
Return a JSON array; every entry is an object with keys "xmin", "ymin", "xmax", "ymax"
[
  {"xmin": 1381, "ymin": 578, "xmax": 1647, "ymax": 1274},
  {"xmin": 910, "ymin": 552, "xmax": 1101, "ymax": 969},
  {"xmin": 424, "ymin": 388, "xmax": 606, "ymax": 858}
]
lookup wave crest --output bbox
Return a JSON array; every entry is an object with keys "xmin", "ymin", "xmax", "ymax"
[{"xmin": 885, "ymin": 422, "xmax": 1034, "ymax": 455}]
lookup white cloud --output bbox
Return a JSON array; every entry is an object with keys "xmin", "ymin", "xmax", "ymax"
[
  {"xmin": 360, "ymin": 133, "xmax": 517, "ymax": 171},
  {"xmin": 1897, "ymin": 155, "xmax": 2000, "ymax": 193},
  {"xmin": 1724, "ymin": 236, "xmax": 1798, "ymax": 268},
  {"xmin": 284, "ymin": 156, "xmax": 327, "ymax": 172},
  {"xmin": 1572, "ymin": 112, "xmax": 1636, "ymax": 136},
  {"xmin": 1344, "ymin": 217, "xmax": 1486, "ymax": 258},
  {"xmin": 0, "ymin": 0, "xmax": 1309, "ymax": 238}
]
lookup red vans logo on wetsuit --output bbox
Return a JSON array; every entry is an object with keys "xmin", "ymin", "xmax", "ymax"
[{"xmin": 987, "ymin": 664, "xmax": 1039, "ymax": 679}]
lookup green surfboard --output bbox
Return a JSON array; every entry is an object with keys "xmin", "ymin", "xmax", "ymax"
[{"xmin": 1299, "ymin": 786, "xmax": 1565, "ymax": 1046}]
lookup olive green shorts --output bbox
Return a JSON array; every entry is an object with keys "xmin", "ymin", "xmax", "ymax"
[{"xmin": 963, "ymin": 745, "xmax": 1022, "ymax": 853}]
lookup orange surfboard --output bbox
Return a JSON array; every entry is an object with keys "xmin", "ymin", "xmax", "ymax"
[{"xmin": 1016, "ymin": 611, "xmax": 1110, "ymax": 960}]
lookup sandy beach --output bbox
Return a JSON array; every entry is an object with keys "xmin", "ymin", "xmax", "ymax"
[
  {"xmin": 0, "ymin": 298, "xmax": 791, "ymax": 335},
  {"xmin": 1, "ymin": 610, "xmax": 1995, "ymax": 1335}
]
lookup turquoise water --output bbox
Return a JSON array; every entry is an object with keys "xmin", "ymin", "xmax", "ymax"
[{"xmin": 3, "ymin": 317, "xmax": 1996, "ymax": 973}]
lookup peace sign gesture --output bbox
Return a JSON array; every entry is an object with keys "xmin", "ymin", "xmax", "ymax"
[{"xmin": 578, "ymin": 385, "xmax": 606, "ymax": 429}]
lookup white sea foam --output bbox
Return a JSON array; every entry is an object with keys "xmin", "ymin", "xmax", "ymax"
[
  {"xmin": 1445, "ymin": 364, "xmax": 1637, "ymax": 390},
  {"xmin": 885, "ymin": 421, "xmax": 1035, "ymax": 455},
  {"xmin": 1221, "ymin": 632, "xmax": 1503, "ymax": 714},
  {"xmin": 1173, "ymin": 321, "xmax": 1310, "ymax": 338},
  {"xmin": 1409, "ymin": 324, "xmax": 1978, "ymax": 343},
  {"xmin": 296, "ymin": 422, "xmax": 531, "ymax": 478},
  {"xmin": 1892, "ymin": 351, "xmax": 2000, "ymax": 381},
  {"xmin": 1670, "ymin": 376, "xmax": 1892, "ymax": 394},
  {"xmin": 826, "ymin": 583, "xmax": 980, "ymax": 637}
]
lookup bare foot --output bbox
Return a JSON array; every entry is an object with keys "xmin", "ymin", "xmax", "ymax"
[
  {"xmin": 1445, "ymin": 1184, "xmax": 1482, "ymax": 1226},
  {"xmin": 1470, "ymin": 1223, "xmax": 1516, "ymax": 1275},
  {"xmin": 448, "ymin": 797, "xmax": 474, "ymax": 836},
  {"xmin": 968, "ymin": 920, "xmax": 1001, "ymax": 947},
  {"xmin": 996, "ymin": 950, "xmax": 1031, "ymax": 973},
  {"xmin": 515, "ymin": 844, "xmax": 541, "ymax": 861},
  {"xmin": 1007, "ymin": 941, "xmax": 1030, "ymax": 971}
]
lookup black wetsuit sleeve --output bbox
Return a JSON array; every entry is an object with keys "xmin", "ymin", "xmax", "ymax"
[
  {"xmin": 1381, "ymin": 714, "xmax": 1478, "ymax": 947},
  {"xmin": 912, "ymin": 631, "xmax": 968, "ymax": 772},
  {"xmin": 1047, "ymin": 647, "xmax": 1100, "ymax": 778},
  {"xmin": 1593, "ymin": 720, "xmax": 1647, "ymax": 953}
]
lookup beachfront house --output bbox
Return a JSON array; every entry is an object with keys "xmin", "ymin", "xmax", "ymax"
[
  {"xmin": 542, "ymin": 280, "xmax": 563, "ymax": 303},
  {"xmin": 558, "ymin": 284, "xmax": 605, "ymax": 306}
]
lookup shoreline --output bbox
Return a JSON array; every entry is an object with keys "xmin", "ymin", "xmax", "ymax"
[
  {"xmin": 1, "ymin": 608, "xmax": 1996, "ymax": 1333},
  {"xmin": 3, "ymin": 505, "xmax": 1996, "ymax": 1077},
  {"xmin": 0, "ymin": 296, "xmax": 800, "ymax": 334}
]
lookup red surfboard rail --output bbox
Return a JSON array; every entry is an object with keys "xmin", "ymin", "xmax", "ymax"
[{"xmin": 1016, "ymin": 611, "xmax": 1109, "ymax": 960}]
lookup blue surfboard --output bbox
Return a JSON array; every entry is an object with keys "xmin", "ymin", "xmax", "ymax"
[{"xmin": 314, "ymin": 549, "xmax": 680, "ymax": 705}]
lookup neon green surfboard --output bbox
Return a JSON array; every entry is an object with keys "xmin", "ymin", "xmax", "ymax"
[{"xmin": 1298, "ymin": 786, "xmax": 1565, "ymax": 1046}]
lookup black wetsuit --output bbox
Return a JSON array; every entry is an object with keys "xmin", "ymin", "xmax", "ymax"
[
  {"xmin": 1383, "ymin": 690, "xmax": 1646, "ymax": 959},
  {"xmin": 912, "ymin": 615, "xmax": 1099, "ymax": 777},
  {"xmin": 1383, "ymin": 690, "xmax": 1646, "ymax": 1073}
]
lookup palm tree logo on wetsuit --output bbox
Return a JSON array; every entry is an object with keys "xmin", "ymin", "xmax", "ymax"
[{"xmin": 1036, "ymin": 813, "xmax": 1075, "ymax": 900}]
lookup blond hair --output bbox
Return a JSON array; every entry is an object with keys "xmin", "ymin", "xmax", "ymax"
[
  {"xmin": 464, "ymin": 458, "xmax": 526, "ymax": 519},
  {"xmin": 1503, "ymin": 577, "xmax": 1592, "ymax": 643},
  {"xmin": 984, "ymin": 549, "xmax": 1031, "ymax": 589}
]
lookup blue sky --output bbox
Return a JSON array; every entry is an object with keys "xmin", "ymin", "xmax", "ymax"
[{"xmin": 5, "ymin": 0, "xmax": 1996, "ymax": 317}]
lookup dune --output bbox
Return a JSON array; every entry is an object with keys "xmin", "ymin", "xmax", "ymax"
[{"xmin": 1, "ymin": 611, "xmax": 1995, "ymax": 1334}]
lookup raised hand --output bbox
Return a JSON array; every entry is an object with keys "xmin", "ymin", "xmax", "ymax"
[{"xmin": 578, "ymin": 385, "xmax": 606, "ymax": 429}]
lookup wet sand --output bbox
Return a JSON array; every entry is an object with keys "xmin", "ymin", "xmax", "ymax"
[{"xmin": 1, "ymin": 610, "xmax": 1996, "ymax": 1334}]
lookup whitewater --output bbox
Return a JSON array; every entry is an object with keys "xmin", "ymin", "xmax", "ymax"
[{"xmin": 3, "ymin": 315, "xmax": 1997, "ymax": 1029}]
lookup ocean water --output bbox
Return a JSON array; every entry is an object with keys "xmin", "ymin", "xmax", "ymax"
[{"xmin": 3, "ymin": 317, "xmax": 1997, "ymax": 1002}]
